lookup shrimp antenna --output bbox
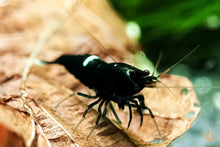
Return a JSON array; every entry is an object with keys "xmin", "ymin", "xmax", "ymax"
[
  {"xmin": 158, "ymin": 45, "xmax": 200, "ymax": 78},
  {"xmin": 61, "ymin": 1, "xmax": 118, "ymax": 63},
  {"xmin": 152, "ymin": 51, "xmax": 163, "ymax": 76}
]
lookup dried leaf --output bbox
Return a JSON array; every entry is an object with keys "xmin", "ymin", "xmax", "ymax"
[
  {"xmin": 0, "ymin": 0, "xmax": 200, "ymax": 147},
  {"xmin": 0, "ymin": 103, "xmax": 34, "ymax": 147},
  {"xmin": 0, "ymin": 123, "xmax": 25, "ymax": 147}
]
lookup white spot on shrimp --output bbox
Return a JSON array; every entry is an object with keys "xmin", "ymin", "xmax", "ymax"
[
  {"xmin": 83, "ymin": 55, "xmax": 99, "ymax": 67},
  {"xmin": 126, "ymin": 70, "xmax": 130, "ymax": 76}
]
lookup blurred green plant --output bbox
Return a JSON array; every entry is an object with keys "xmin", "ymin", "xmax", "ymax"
[
  {"xmin": 109, "ymin": 0, "xmax": 220, "ymax": 72},
  {"xmin": 109, "ymin": 0, "xmax": 220, "ymax": 40}
]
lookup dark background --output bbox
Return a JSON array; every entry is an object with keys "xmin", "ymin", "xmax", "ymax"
[{"xmin": 109, "ymin": 0, "xmax": 220, "ymax": 146}]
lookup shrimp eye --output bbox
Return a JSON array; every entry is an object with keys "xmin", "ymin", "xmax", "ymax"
[
  {"xmin": 127, "ymin": 69, "xmax": 136, "ymax": 77},
  {"xmin": 144, "ymin": 69, "xmax": 150, "ymax": 75}
]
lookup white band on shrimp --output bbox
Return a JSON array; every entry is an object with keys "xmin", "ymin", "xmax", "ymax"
[{"xmin": 83, "ymin": 55, "xmax": 99, "ymax": 67}]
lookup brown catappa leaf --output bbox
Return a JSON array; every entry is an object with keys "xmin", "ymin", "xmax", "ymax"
[{"xmin": 0, "ymin": 0, "xmax": 201, "ymax": 147}]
